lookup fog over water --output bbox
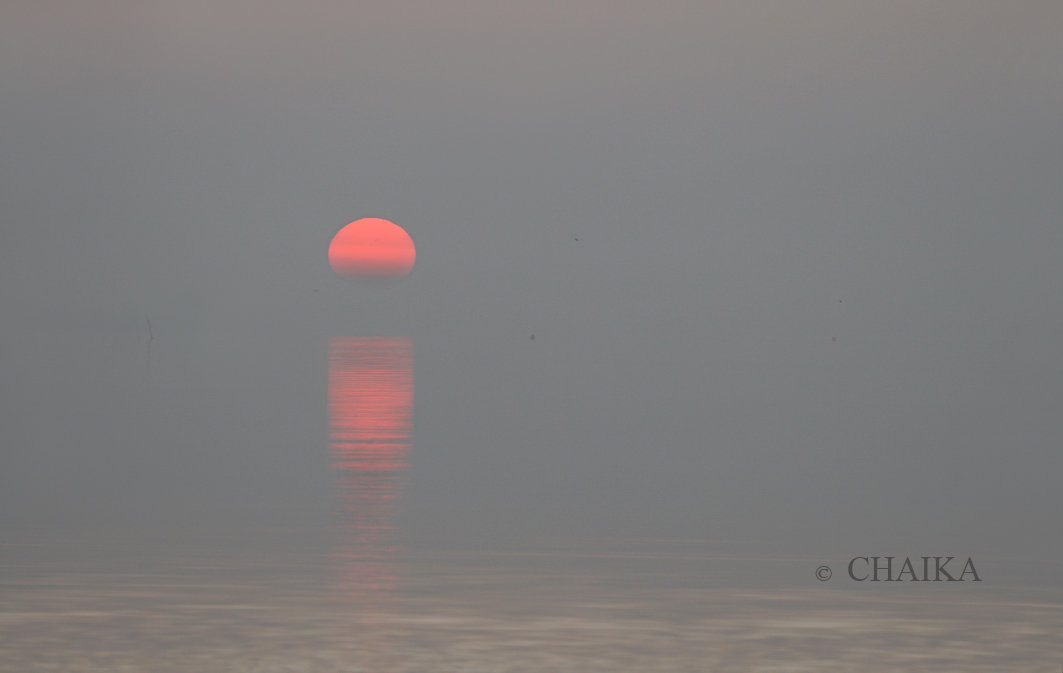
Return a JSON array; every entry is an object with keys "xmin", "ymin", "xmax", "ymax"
[{"xmin": 2, "ymin": 2, "xmax": 1062, "ymax": 670}]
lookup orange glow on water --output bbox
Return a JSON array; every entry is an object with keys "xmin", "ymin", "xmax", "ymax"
[
  {"xmin": 328, "ymin": 218, "xmax": 416, "ymax": 279},
  {"xmin": 328, "ymin": 337, "xmax": 411, "ymax": 584},
  {"xmin": 328, "ymin": 337, "xmax": 412, "ymax": 666}
]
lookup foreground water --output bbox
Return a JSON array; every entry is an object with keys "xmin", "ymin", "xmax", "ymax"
[
  {"xmin": 3, "ymin": 336, "xmax": 1061, "ymax": 670},
  {"xmin": 2, "ymin": 535, "xmax": 1060, "ymax": 673}
]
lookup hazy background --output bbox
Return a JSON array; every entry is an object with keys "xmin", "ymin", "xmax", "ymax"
[{"xmin": 2, "ymin": 1, "xmax": 1061, "ymax": 574}]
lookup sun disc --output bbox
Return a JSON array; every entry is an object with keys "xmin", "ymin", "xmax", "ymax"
[{"xmin": 328, "ymin": 218, "xmax": 416, "ymax": 279}]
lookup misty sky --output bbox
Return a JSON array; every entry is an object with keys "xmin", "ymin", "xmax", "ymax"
[{"xmin": 2, "ymin": 2, "xmax": 1061, "ymax": 570}]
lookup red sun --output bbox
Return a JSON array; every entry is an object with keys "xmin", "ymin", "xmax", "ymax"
[{"xmin": 328, "ymin": 218, "xmax": 416, "ymax": 279}]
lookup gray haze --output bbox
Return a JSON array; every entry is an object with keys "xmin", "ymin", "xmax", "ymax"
[{"xmin": 2, "ymin": 2, "xmax": 1061, "ymax": 573}]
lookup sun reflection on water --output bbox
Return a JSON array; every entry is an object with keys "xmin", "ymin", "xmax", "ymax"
[{"xmin": 328, "ymin": 337, "xmax": 412, "ymax": 669}]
